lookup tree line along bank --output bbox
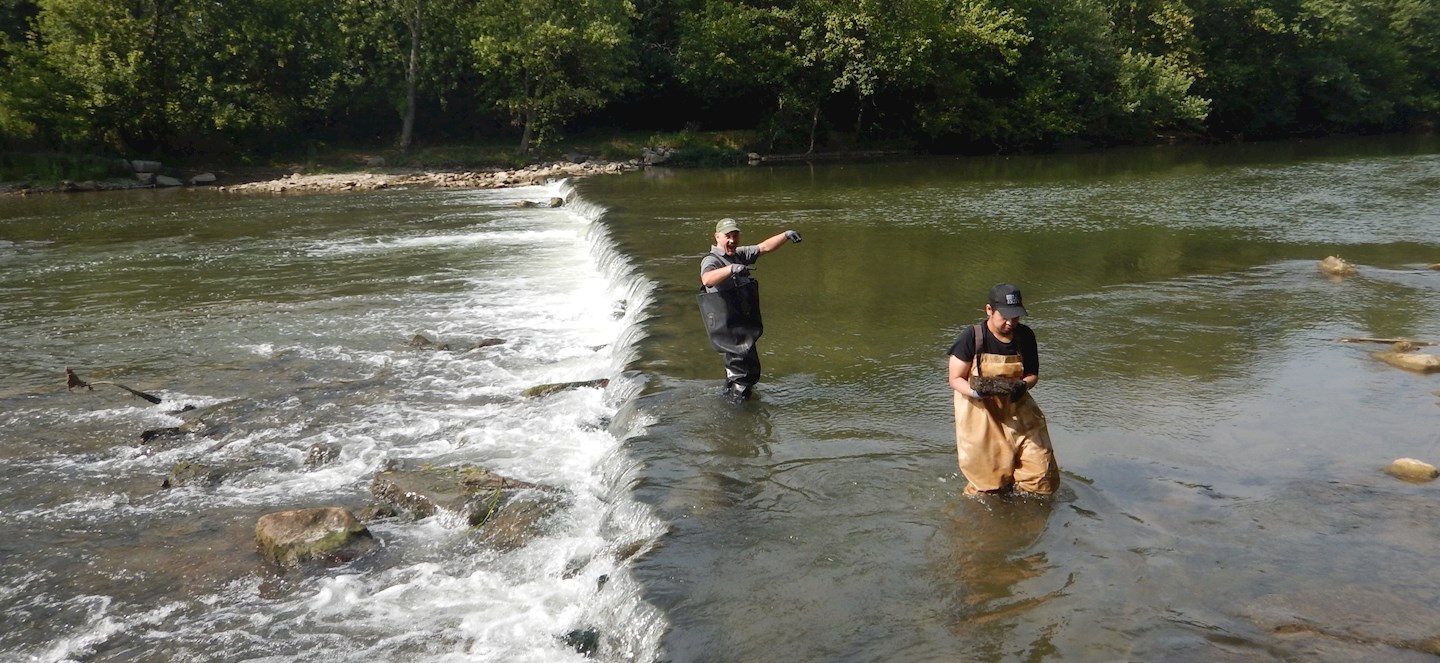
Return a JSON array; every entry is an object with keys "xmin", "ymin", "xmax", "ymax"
[{"xmin": 1, "ymin": 0, "xmax": 1436, "ymax": 163}]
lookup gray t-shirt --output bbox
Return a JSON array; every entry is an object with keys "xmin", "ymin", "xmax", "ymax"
[{"xmin": 700, "ymin": 245, "xmax": 761, "ymax": 293}]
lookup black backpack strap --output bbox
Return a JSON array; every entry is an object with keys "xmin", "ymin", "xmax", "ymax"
[{"xmin": 972, "ymin": 323, "xmax": 984, "ymax": 377}]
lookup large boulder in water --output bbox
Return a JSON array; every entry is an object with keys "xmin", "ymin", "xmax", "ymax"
[{"xmin": 255, "ymin": 507, "xmax": 378, "ymax": 567}]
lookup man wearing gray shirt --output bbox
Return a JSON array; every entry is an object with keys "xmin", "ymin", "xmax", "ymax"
[{"xmin": 698, "ymin": 217, "xmax": 802, "ymax": 402}]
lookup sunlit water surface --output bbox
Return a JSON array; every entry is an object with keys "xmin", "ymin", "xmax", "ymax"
[
  {"xmin": 3, "ymin": 136, "xmax": 1440, "ymax": 662},
  {"xmin": 579, "ymin": 137, "xmax": 1440, "ymax": 662}
]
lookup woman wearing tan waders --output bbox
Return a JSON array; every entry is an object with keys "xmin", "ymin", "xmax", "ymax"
[{"xmin": 947, "ymin": 283, "xmax": 1059, "ymax": 496}]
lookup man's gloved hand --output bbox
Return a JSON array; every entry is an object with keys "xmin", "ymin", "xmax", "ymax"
[
  {"xmin": 785, "ymin": 230, "xmax": 802, "ymax": 243},
  {"xmin": 730, "ymin": 263, "xmax": 749, "ymax": 275},
  {"xmin": 1010, "ymin": 380, "xmax": 1028, "ymax": 399}
]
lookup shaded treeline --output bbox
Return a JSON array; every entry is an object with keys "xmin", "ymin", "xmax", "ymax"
[{"xmin": 1, "ymin": 0, "xmax": 1436, "ymax": 157}]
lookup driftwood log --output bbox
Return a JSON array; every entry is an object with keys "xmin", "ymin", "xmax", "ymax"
[
  {"xmin": 522, "ymin": 378, "xmax": 609, "ymax": 398},
  {"xmin": 64, "ymin": 367, "xmax": 162, "ymax": 404},
  {"xmin": 1339, "ymin": 337, "xmax": 1438, "ymax": 347}
]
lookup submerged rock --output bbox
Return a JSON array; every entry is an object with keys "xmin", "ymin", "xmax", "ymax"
[
  {"xmin": 141, "ymin": 417, "xmax": 212, "ymax": 448},
  {"xmin": 1372, "ymin": 350, "xmax": 1440, "ymax": 373},
  {"xmin": 1385, "ymin": 458, "xmax": 1439, "ymax": 483},
  {"xmin": 370, "ymin": 465, "xmax": 562, "ymax": 541},
  {"xmin": 409, "ymin": 334, "xmax": 450, "ymax": 350},
  {"xmin": 468, "ymin": 337, "xmax": 506, "ymax": 350},
  {"xmin": 562, "ymin": 627, "xmax": 600, "ymax": 657},
  {"xmin": 355, "ymin": 502, "xmax": 400, "ymax": 522},
  {"xmin": 1318, "ymin": 255, "xmax": 1358, "ymax": 277},
  {"xmin": 255, "ymin": 507, "xmax": 378, "ymax": 567},
  {"xmin": 474, "ymin": 493, "xmax": 565, "ymax": 550},
  {"xmin": 521, "ymin": 378, "xmax": 609, "ymax": 398},
  {"xmin": 305, "ymin": 442, "xmax": 341, "ymax": 467},
  {"xmin": 162, "ymin": 461, "xmax": 224, "ymax": 488},
  {"xmin": 1243, "ymin": 590, "xmax": 1440, "ymax": 657}
]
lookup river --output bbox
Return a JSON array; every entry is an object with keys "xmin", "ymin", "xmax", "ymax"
[{"xmin": 2, "ymin": 136, "xmax": 1439, "ymax": 661}]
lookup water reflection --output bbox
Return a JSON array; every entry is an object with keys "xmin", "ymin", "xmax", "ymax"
[
  {"xmin": 701, "ymin": 396, "xmax": 776, "ymax": 459},
  {"xmin": 582, "ymin": 140, "xmax": 1440, "ymax": 660},
  {"xmin": 934, "ymin": 493, "xmax": 1067, "ymax": 638}
]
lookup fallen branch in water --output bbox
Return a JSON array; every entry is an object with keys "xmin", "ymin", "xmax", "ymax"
[
  {"xmin": 1339, "ymin": 337, "xmax": 1438, "ymax": 347},
  {"xmin": 90, "ymin": 381, "xmax": 163, "ymax": 404},
  {"xmin": 64, "ymin": 367, "xmax": 163, "ymax": 404}
]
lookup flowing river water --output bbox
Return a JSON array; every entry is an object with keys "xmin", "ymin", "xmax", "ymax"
[{"xmin": 3, "ymin": 136, "xmax": 1440, "ymax": 662}]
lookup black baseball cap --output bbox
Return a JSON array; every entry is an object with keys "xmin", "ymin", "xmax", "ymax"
[{"xmin": 988, "ymin": 283, "xmax": 1028, "ymax": 318}]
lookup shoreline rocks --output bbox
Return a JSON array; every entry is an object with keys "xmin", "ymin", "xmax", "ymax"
[
  {"xmin": 2, "ymin": 156, "xmax": 644, "ymax": 196},
  {"xmin": 213, "ymin": 159, "xmax": 639, "ymax": 194}
]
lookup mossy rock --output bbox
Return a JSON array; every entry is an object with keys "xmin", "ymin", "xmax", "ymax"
[
  {"xmin": 255, "ymin": 507, "xmax": 378, "ymax": 567},
  {"xmin": 473, "ymin": 493, "xmax": 564, "ymax": 550},
  {"xmin": 371, "ymin": 465, "xmax": 553, "ymax": 526}
]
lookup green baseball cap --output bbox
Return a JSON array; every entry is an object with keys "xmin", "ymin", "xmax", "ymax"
[{"xmin": 715, "ymin": 218, "xmax": 740, "ymax": 234}]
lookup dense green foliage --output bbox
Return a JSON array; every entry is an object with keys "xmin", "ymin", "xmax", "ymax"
[{"xmin": 0, "ymin": 0, "xmax": 1434, "ymax": 157}]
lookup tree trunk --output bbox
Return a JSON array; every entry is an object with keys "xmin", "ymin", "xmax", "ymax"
[
  {"xmin": 768, "ymin": 94, "xmax": 785, "ymax": 152},
  {"xmin": 855, "ymin": 90, "xmax": 864, "ymax": 137},
  {"xmin": 518, "ymin": 106, "xmax": 536, "ymax": 154},
  {"xmin": 399, "ymin": 0, "xmax": 423, "ymax": 152},
  {"xmin": 807, "ymin": 106, "xmax": 819, "ymax": 154}
]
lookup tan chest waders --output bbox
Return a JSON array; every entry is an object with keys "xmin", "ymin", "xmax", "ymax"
[{"xmin": 954, "ymin": 324, "xmax": 1059, "ymax": 495}]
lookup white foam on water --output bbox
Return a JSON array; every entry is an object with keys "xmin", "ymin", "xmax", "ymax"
[
  {"xmin": 36, "ymin": 597, "xmax": 185, "ymax": 663},
  {"xmin": 8, "ymin": 180, "xmax": 666, "ymax": 661}
]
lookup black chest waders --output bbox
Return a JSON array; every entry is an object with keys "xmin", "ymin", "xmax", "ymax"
[{"xmin": 697, "ymin": 277, "xmax": 763, "ymax": 396}]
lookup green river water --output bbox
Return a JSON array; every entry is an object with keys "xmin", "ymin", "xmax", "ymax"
[
  {"xmin": 580, "ymin": 136, "xmax": 1440, "ymax": 661},
  {"xmin": 2, "ymin": 136, "xmax": 1439, "ymax": 661}
]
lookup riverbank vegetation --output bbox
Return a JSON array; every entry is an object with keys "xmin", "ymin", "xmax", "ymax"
[{"xmin": 1, "ymin": 0, "xmax": 1436, "ymax": 171}]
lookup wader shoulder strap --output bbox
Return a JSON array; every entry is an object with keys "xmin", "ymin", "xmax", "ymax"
[{"xmin": 700, "ymin": 250, "xmax": 734, "ymax": 293}]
